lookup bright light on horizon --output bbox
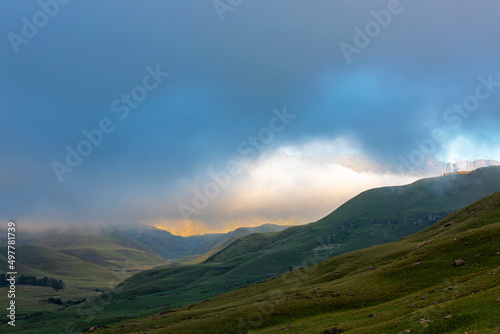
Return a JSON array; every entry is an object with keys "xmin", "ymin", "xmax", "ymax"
[
  {"xmin": 149, "ymin": 139, "xmax": 418, "ymax": 236},
  {"xmin": 144, "ymin": 219, "xmax": 294, "ymax": 237}
]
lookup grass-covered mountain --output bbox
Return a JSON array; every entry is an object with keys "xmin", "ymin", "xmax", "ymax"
[
  {"xmin": 98, "ymin": 189, "xmax": 500, "ymax": 333},
  {"xmin": 110, "ymin": 167, "xmax": 500, "ymax": 306},
  {"xmin": 204, "ymin": 166, "xmax": 500, "ymax": 267},
  {"xmin": 10, "ymin": 167, "xmax": 500, "ymax": 333},
  {"xmin": 116, "ymin": 223, "xmax": 291, "ymax": 260}
]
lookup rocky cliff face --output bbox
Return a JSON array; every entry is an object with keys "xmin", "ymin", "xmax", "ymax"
[
  {"xmin": 425, "ymin": 157, "xmax": 500, "ymax": 176},
  {"xmin": 443, "ymin": 159, "xmax": 500, "ymax": 173},
  {"xmin": 335, "ymin": 154, "xmax": 500, "ymax": 177}
]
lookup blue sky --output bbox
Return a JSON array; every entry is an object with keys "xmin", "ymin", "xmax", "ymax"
[{"xmin": 1, "ymin": 0, "xmax": 500, "ymax": 234}]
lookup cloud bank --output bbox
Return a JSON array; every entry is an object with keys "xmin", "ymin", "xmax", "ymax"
[{"xmin": 1, "ymin": 0, "xmax": 500, "ymax": 233}]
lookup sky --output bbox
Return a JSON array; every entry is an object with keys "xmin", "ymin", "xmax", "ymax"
[{"xmin": 1, "ymin": 0, "xmax": 500, "ymax": 235}]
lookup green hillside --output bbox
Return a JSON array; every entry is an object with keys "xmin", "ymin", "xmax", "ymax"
[
  {"xmin": 10, "ymin": 168, "xmax": 500, "ymax": 333},
  {"xmin": 96, "ymin": 190, "xmax": 500, "ymax": 333},
  {"xmin": 0, "ymin": 227, "xmax": 168, "ymax": 330},
  {"xmin": 206, "ymin": 167, "xmax": 500, "ymax": 266},
  {"xmin": 19, "ymin": 225, "xmax": 168, "ymax": 271},
  {"xmin": 0, "ymin": 246, "xmax": 117, "ymax": 285},
  {"xmin": 182, "ymin": 224, "xmax": 294, "ymax": 260},
  {"xmin": 0, "ymin": 246, "xmax": 129, "ymax": 326},
  {"xmin": 107, "ymin": 167, "xmax": 500, "ymax": 308}
]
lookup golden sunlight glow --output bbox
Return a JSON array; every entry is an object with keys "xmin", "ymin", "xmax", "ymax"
[
  {"xmin": 143, "ymin": 218, "xmax": 294, "ymax": 237},
  {"xmin": 144, "ymin": 219, "xmax": 209, "ymax": 237}
]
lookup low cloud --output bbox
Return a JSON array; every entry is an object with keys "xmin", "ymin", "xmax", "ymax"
[{"xmin": 146, "ymin": 139, "xmax": 417, "ymax": 235}]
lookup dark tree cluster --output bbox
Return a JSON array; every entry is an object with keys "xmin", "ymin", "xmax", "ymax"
[
  {"xmin": 0, "ymin": 273, "xmax": 8, "ymax": 286},
  {"xmin": 0, "ymin": 273, "xmax": 64, "ymax": 290},
  {"xmin": 47, "ymin": 297, "xmax": 63, "ymax": 305},
  {"xmin": 47, "ymin": 297, "xmax": 86, "ymax": 306}
]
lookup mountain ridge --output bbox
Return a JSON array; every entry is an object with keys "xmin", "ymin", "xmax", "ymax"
[
  {"xmin": 8, "ymin": 167, "xmax": 500, "ymax": 333},
  {"xmin": 97, "ymin": 190, "xmax": 500, "ymax": 333},
  {"xmin": 92, "ymin": 166, "xmax": 500, "ymax": 322}
]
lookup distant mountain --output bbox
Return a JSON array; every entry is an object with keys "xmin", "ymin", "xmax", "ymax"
[
  {"xmin": 116, "ymin": 223, "xmax": 291, "ymax": 260},
  {"xmin": 335, "ymin": 153, "xmax": 500, "ymax": 176},
  {"xmin": 0, "ymin": 245, "xmax": 119, "ymax": 286},
  {"xmin": 15, "ymin": 225, "xmax": 168, "ymax": 271},
  {"xmin": 115, "ymin": 223, "xmax": 202, "ymax": 260}
]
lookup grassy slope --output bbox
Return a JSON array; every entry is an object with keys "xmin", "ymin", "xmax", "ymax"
[
  {"xmin": 102, "ymin": 167, "xmax": 500, "ymax": 309},
  {"xmin": 0, "ymin": 246, "xmax": 127, "ymax": 328},
  {"xmin": 0, "ymin": 227, "xmax": 168, "ymax": 331},
  {"xmin": 97, "ymin": 190, "xmax": 500, "ymax": 334},
  {"xmin": 13, "ymin": 169, "xmax": 500, "ymax": 333},
  {"xmin": 0, "ymin": 246, "xmax": 117, "ymax": 285},
  {"xmin": 21, "ymin": 226, "xmax": 168, "ymax": 271},
  {"xmin": 206, "ymin": 167, "xmax": 500, "ymax": 265},
  {"xmin": 182, "ymin": 224, "xmax": 293, "ymax": 260},
  {"xmin": 179, "ymin": 238, "xmax": 238, "ymax": 264}
]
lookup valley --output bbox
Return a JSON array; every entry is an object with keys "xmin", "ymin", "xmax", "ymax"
[
  {"xmin": 96, "ymin": 189, "xmax": 500, "ymax": 333},
  {"xmin": 3, "ymin": 3, "xmax": 500, "ymax": 332},
  {"xmin": 3, "ymin": 167, "xmax": 500, "ymax": 333}
]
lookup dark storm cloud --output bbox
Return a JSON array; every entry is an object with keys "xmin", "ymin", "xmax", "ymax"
[{"xmin": 1, "ymin": 0, "xmax": 500, "ymax": 226}]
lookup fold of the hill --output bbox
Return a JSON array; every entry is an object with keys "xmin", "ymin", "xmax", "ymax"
[
  {"xmin": 116, "ymin": 223, "xmax": 291, "ymax": 260},
  {"xmin": 98, "ymin": 190, "xmax": 500, "ymax": 334},
  {"xmin": 113, "ymin": 167, "xmax": 500, "ymax": 304},
  {"xmin": 11, "ymin": 167, "xmax": 500, "ymax": 333}
]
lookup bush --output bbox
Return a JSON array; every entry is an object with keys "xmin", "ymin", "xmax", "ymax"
[{"xmin": 47, "ymin": 297, "xmax": 63, "ymax": 305}]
